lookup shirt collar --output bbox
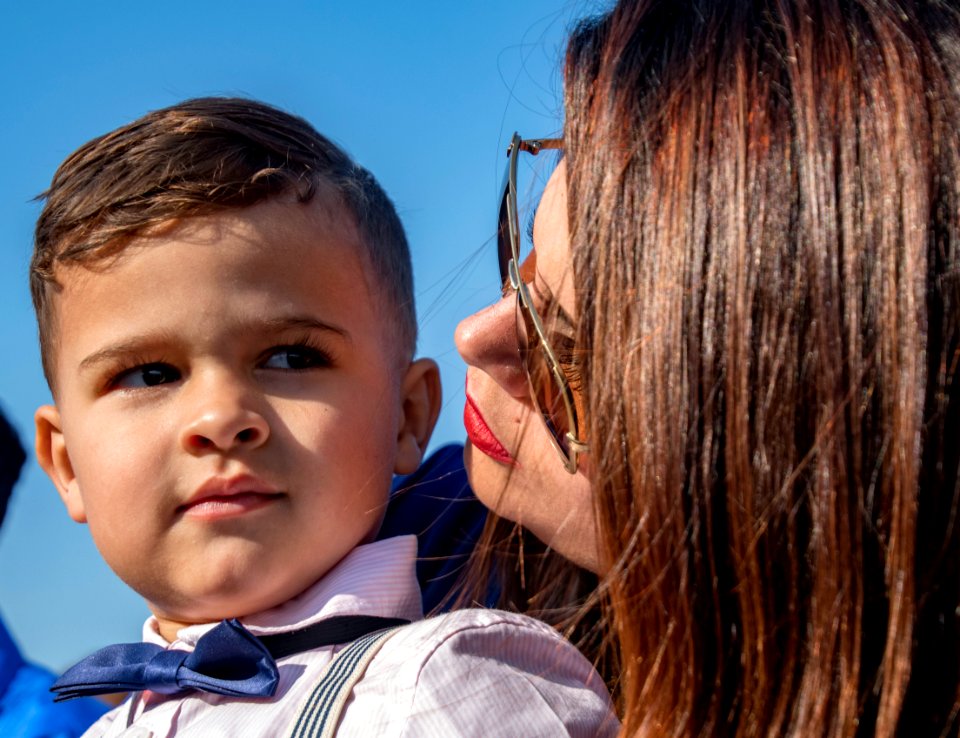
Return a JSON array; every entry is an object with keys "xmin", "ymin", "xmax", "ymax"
[{"xmin": 143, "ymin": 535, "xmax": 423, "ymax": 649}]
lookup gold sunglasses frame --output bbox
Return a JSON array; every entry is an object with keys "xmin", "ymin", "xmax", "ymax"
[{"xmin": 498, "ymin": 132, "xmax": 588, "ymax": 474}]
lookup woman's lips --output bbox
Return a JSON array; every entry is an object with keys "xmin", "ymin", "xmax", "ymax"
[{"xmin": 463, "ymin": 392, "xmax": 516, "ymax": 466}]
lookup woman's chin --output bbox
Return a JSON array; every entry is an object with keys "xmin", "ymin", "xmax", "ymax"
[
  {"xmin": 462, "ymin": 440, "xmax": 511, "ymax": 508},
  {"xmin": 463, "ymin": 440, "xmax": 603, "ymax": 574}
]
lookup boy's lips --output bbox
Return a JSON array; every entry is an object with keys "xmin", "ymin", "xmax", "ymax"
[
  {"xmin": 179, "ymin": 475, "xmax": 284, "ymax": 519},
  {"xmin": 463, "ymin": 390, "xmax": 517, "ymax": 466}
]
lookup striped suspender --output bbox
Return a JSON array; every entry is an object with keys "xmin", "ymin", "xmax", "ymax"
[{"xmin": 288, "ymin": 627, "xmax": 400, "ymax": 738}]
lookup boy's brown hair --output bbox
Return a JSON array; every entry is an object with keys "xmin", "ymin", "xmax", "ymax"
[{"xmin": 31, "ymin": 97, "xmax": 416, "ymax": 388}]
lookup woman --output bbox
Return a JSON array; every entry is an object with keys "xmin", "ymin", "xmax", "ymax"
[{"xmin": 456, "ymin": 0, "xmax": 960, "ymax": 734}]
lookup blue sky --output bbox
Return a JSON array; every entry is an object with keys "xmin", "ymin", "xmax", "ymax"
[{"xmin": 0, "ymin": 0, "xmax": 599, "ymax": 671}]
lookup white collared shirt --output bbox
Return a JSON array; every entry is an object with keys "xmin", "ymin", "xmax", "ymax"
[{"xmin": 82, "ymin": 536, "xmax": 618, "ymax": 737}]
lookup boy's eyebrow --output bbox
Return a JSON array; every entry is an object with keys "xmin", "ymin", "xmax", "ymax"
[
  {"xmin": 79, "ymin": 338, "xmax": 175, "ymax": 373},
  {"xmin": 259, "ymin": 316, "xmax": 351, "ymax": 340},
  {"xmin": 78, "ymin": 316, "xmax": 350, "ymax": 372}
]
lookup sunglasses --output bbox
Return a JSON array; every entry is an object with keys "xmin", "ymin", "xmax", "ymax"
[{"xmin": 498, "ymin": 132, "xmax": 588, "ymax": 474}]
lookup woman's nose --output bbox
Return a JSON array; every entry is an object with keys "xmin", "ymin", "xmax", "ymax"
[
  {"xmin": 179, "ymin": 373, "xmax": 270, "ymax": 454},
  {"xmin": 455, "ymin": 296, "xmax": 528, "ymax": 397}
]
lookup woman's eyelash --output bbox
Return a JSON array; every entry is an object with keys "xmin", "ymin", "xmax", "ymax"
[{"xmin": 552, "ymin": 334, "xmax": 584, "ymax": 391}]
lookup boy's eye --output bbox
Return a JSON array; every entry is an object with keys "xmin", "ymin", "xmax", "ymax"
[
  {"xmin": 113, "ymin": 363, "xmax": 181, "ymax": 389},
  {"xmin": 261, "ymin": 345, "xmax": 331, "ymax": 371}
]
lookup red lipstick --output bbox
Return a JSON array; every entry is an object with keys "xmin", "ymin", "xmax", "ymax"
[{"xmin": 463, "ymin": 392, "xmax": 516, "ymax": 466}]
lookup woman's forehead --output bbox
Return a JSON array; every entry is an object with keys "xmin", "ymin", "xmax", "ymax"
[{"xmin": 532, "ymin": 161, "xmax": 576, "ymax": 316}]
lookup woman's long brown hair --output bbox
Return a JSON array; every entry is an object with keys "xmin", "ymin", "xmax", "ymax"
[{"xmin": 563, "ymin": 0, "xmax": 960, "ymax": 734}]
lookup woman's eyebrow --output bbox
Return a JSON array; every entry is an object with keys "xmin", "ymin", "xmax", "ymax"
[
  {"xmin": 525, "ymin": 203, "xmax": 540, "ymax": 247},
  {"xmin": 530, "ymin": 277, "xmax": 576, "ymax": 332},
  {"xmin": 526, "ymin": 189, "xmax": 576, "ymax": 331}
]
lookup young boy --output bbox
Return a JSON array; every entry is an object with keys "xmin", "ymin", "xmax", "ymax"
[{"xmin": 30, "ymin": 98, "xmax": 616, "ymax": 736}]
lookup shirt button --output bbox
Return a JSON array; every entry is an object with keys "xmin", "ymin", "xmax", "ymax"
[{"xmin": 123, "ymin": 728, "xmax": 155, "ymax": 738}]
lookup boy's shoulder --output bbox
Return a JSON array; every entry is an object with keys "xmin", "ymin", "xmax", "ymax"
[
  {"xmin": 385, "ymin": 606, "xmax": 560, "ymax": 649},
  {"xmin": 337, "ymin": 607, "xmax": 618, "ymax": 737},
  {"xmin": 83, "ymin": 607, "xmax": 617, "ymax": 737}
]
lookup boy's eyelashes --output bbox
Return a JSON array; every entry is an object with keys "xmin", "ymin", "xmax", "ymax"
[
  {"xmin": 100, "ymin": 340, "xmax": 337, "ymax": 393},
  {"xmin": 110, "ymin": 362, "xmax": 181, "ymax": 391},
  {"xmin": 258, "ymin": 342, "xmax": 335, "ymax": 371}
]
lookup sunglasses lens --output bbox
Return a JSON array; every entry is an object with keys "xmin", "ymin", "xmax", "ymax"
[
  {"xmin": 503, "ymin": 147, "xmax": 555, "ymax": 276},
  {"xmin": 497, "ymin": 180, "xmax": 512, "ymax": 289},
  {"xmin": 515, "ymin": 297, "xmax": 571, "ymax": 453},
  {"xmin": 498, "ymin": 135, "xmax": 581, "ymax": 471}
]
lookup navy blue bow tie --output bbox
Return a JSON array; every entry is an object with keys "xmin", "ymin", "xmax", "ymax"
[{"xmin": 51, "ymin": 614, "xmax": 408, "ymax": 702}]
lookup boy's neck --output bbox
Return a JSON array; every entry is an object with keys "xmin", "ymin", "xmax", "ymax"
[{"xmin": 154, "ymin": 615, "xmax": 199, "ymax": 644}]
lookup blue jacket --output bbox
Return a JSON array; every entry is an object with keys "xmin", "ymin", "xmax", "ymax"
[
  {"xmin": 378, "ymin": 443, "xmax": 488, "ymax": 613},
  {"xmin": 0, "ymin": 614, "xmax": 107, "ymax": 737}
]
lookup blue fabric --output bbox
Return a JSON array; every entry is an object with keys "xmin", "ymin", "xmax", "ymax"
[
  {"xmin": 379, "ymin": 443, "xmax": 488, "ymax": 613},
  {"xmin": 0, "ymin": 615, "xmax": 107, "ymax": 737},
  {"xmin": 51, "ymin": 619, "xmax": 279, "ymax": 703}
]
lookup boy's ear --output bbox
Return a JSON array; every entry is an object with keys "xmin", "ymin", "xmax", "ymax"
[
  {"xmin": 34, "ymin": 404, "xmax": 87, "ymax": 523},
  {"xmin": 394, "ymin": 358, "xmax": 442, "ymax": 475}
]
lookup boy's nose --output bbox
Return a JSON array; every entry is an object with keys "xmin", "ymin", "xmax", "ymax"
[
  {"xmin": 454, "ymin": 296, "xmax": 528, "ymax": 398},
  {"xmin": 180, "ymin": 379, "xmax": 270, "ymax": 454}
]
